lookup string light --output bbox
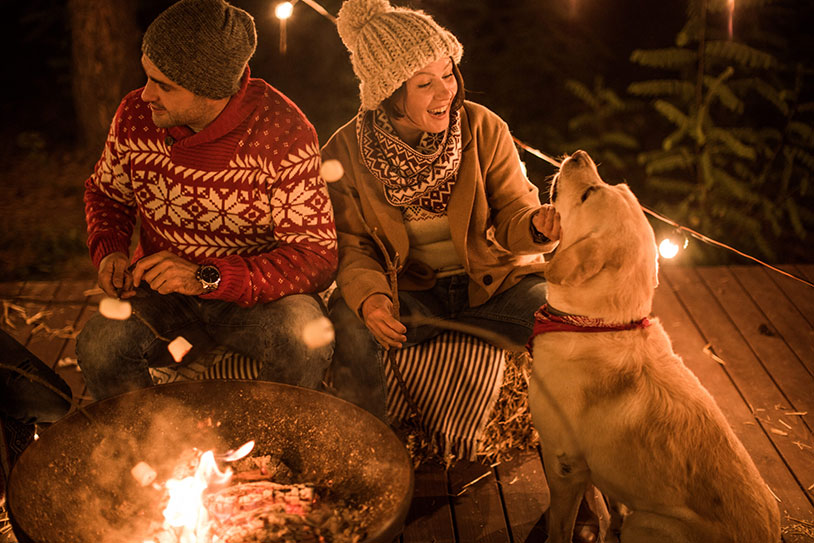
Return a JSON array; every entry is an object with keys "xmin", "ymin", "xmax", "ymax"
[
  {"xmin": 659, "ymin": 239, "xmax": 680, "ymax": 259},
  {"xmin": 272, "ymin": 1, "xmax": 295, "ymax": 55},
  {"xmin": 266, "ymin": 5, "xmax": 808, "ymax": 288},
  {"xmin": 272, "ymin": 0, "xmax": 336, "ymax": 24},
  {"xmin": 511, "ymin": 136, "xmax": 814, "ymax": 289},
  {"xmin": 658, "ymin": 230, "xmax": 688, "ymax": 259},
  {"xmin": 274, "ymin": 1, "xmax": 294, "ymax": 19},
  {"xmin": 271, "ymin": 0, "xmax": 335, "ymax": 54},
  {"xmin": 300, "ymin": 0, "xmax": 337, "ymax": 23}
]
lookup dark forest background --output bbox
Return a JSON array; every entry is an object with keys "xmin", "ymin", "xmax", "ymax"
[{"xmin": 1, "ymin": 0, "xmax": 812, "ymax": 281}]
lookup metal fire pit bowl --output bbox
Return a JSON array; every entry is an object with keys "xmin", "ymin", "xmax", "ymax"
[{"xmin": 8, "ymin": 380, "xmax": 414, "ymax": 543}]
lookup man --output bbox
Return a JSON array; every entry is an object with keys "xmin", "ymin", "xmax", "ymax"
[{"xmin": 77, "ymin": 0, "xmax": 338, "ymax": 400}]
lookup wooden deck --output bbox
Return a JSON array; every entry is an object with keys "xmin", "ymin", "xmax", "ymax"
[{"xmin": 1, "ymin": 264, "xmax": 813, "ymax": 542}]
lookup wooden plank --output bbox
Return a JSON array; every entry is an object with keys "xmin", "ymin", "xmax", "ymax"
[
  {"xmin": 67, "ymin": 284, "xmax": 104, "ymax": 406},
  {"xmin": 402, "ymin": 461, "xmax": 456, "ymax": 543},
  {"xmin": 0, "ymin": 281, "xmax": 24, "ymax": 299},
  {"xmin": 792, "ymin": 264, "xmax": 814, "ymax": 284},
  {"xmin": 0, "ymin": 281, "xmax": 25, "ymax": 340},
  {"xmin": 8, "ymin": 281, "xmax": 61, "ymax": 349},
  {"xmin": 49, "ymin": 280, "xmax": 98, "ymax": 408},
  {"xmin": 777, "ymin": 265, "xmax": 814, "ymax": 324},
  {"xmin": 447, "ymin": 460, "xmax": 509, "ymax": 542},
  {"xmin": 494, "ymin": 448, "xmax": 549, "ymax": 542},
  {"xmin": 666, "ymin": 266, "xmax": 814, "ymax": 503},
  {"xmin": 728, "ymin": 266, "xmax": 814, "ymax": 375},
  {"xmin": 23, "ymin": 280, "xmax": 88, "ymax": 371},
  {"xmin": 5, "ymin": 280, "xmax": 93, "ymax": 412},
  {"xmin": 696, "ymin": 267, "xmax": 814, "ymax": 433},
  {"xmin": 654, "ymin": 266, "xmax": 814, "ymax": 523}
]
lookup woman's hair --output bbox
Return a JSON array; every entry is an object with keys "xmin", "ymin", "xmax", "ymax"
[{"xmin": 381, "ymin": 61, "xmax": 465, "ymax": 121}]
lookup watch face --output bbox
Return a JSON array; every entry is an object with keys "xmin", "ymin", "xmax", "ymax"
[{"xmin": 200, "ymin": 265, "xmax": 220, "ymax": 284}]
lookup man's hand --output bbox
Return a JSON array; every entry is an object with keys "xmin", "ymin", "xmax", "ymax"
[
  {"xmin": 361, "ymin": 293, "xmax": 407, "ymax": 349},
  {"xmin": 132, "ymin": 251, "xmax": 204, "ymax": 296},
  {"xmin": 532, "ymin": 204, "xmax": 562, "ymax": 241},
  {"xmin": 98, "ymin": 252, "xmax": 134, "ymax": 298}
]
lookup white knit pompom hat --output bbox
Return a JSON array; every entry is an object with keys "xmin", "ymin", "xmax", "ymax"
[{"xmin": 337, "ymin": 0, "xmax": 463, "ymax": 110}]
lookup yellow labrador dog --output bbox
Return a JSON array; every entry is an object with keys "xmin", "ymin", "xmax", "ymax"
[{"xmin": 528, "ymin": 151, "xmax": 780, "ymax": 543}]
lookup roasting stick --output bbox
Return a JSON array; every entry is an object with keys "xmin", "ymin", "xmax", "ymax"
[{"xmin": 322, "ymin": 161, "xmax": 430, "ymax": 437}]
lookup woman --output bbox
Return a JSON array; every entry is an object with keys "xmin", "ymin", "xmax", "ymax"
[
  {"xmin": 323, "ymin": 0, "xmax": 560, "ymax": 420},
  {"xmin": 323, "ymin": 5, "xmax": 602, "ymax": 537}
]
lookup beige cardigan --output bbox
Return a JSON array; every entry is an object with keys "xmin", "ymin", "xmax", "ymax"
[{"xmin": 322, "ymin": 101, "xmax": 556, "ymax": 316}]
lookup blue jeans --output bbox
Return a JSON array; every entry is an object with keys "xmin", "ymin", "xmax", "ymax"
[
  {"xmin": 328, "ymin": 274, "xmax": 548, "ymax": 421},
  {"xmin": 77, "ymin": 286, "xmax": 333, "ymax": 400}
]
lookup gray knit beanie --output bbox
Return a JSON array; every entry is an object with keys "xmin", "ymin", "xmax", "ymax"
[
  {"xmin": 337, "ymin": 0, "xmax": 463, "ymax": 111},
  {"xmin": 142, "ymin": 0, "xmax": 257, "ymax": 99}
]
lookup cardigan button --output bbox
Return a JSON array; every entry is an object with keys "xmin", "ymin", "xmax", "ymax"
[
  {"xmin": 483, "ymin": 274, "xmax": 493, "ymax": 285},
  {"xmin": 165, "ymin": 135, "xmax": 175, "ymax": 147}
]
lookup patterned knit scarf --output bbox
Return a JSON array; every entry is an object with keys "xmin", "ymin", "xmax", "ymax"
[{"xmin": 356, "ymin": 107, "xmax": 462, "ymax": 213}]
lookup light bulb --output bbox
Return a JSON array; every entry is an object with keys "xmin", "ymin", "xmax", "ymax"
[
  {"xmin": 275, "ymin": 1, "xmax": 294, "ymax": 19},
  {"xmin": 659, "ymin": 238, "xmax": 680, "ymax": 259}
]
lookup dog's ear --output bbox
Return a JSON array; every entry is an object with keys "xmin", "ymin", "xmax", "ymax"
[{"xmin": 546, "ymin": 235, "xmax": 612, "ymax": 286}]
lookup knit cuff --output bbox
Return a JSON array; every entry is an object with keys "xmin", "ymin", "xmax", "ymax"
[
  {"xmin": 198, "ymin": 256, "xmax": 245, "ymax": 303},
  {"xmin": 89, "ymin": 236, "xmax": 131, "ymax": 269},
  {"xmin": 529, "ymin": 214, "xmax": 550, "ymax": 244}
]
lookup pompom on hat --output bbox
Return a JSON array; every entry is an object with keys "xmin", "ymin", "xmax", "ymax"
[
  {"xmin": 142, "ymin": 0, "xmax": 257, "ymax": 99},
  {"xmin": 337, "ymin": 0, "xmax": 463, "ymax": 110}
]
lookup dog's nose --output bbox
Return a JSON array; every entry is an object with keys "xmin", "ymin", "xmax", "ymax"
[{"xmin": 572, "ymin": 150, "xmax": 588, "ymax": 162}]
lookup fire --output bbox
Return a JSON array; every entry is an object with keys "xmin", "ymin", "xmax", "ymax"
[{"xmin": 144, "ymin": 441, "xmax": 255, "ymax": 543}]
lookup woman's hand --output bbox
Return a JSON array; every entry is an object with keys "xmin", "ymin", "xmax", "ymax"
[
  {"xmin": 533, "ymin": 204, "xmax": 561, "ymax": 241},
  {"xmin": 361, "ymin": 293, "xmax": 407, "ymax": 348}
]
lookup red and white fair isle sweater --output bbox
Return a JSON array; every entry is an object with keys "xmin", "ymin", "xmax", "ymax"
[{"xmin": 84, "ymin": 71, "xmax": 338, "ymax": 307}]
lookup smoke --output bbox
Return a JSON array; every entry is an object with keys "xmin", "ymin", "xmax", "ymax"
[{"xmin": 12, "ymin": 391, "xmax": 222, "ymax": 543}]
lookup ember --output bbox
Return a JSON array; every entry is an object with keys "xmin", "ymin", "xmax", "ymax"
[
  {"xmin": 8, "ymin": 381, "xmax": 412, "ymax": 543},
  {"xmin": 142, "ymin": 449, "xmax": 367, "ymax": 543}
]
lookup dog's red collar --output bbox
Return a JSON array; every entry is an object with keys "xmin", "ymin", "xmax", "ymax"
[{"xmin": 526, "ymin": 304, "xmax": 651, "ymax": 353}]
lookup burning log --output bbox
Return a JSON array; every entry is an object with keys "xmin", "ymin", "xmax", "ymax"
[
  {"xmin": 205, "ymin": 481, "xmax": 315, "ymax": 518},
  {"xmin": 142, "ymin": 448, "xmax": 367, "ymax": 543},
  {"xmin": 204, "ymin": 482, "xmax": 319, "ymax": 543}
]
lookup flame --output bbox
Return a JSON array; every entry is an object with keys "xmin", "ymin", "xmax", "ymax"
[
  {"xmin": 220, "ymin": 440, "xmax": 255, "ymax": 462},
  {"xmin": 160, "ymin": 445, "xmax": 246, "ymax": 542}
]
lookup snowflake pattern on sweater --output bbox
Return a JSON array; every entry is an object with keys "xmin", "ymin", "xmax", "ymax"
[{"xmin": 84, "ymin": 74, "xmax": 337, "ymax": 307}]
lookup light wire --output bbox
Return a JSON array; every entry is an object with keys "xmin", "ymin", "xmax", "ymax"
[{"xmin": 512, "ymin": 136, "xmax": 814, "ymax": 289}]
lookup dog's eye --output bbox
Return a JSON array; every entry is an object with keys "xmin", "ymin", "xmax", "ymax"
[{"xmin": 581, "ymin": 186, "xmax": 597, "ymax": 203}]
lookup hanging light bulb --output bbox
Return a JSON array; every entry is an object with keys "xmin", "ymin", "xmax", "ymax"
[
  {"xmin": 658, "ymin": 230, "xmax": 688, "ymax": 259},
  {"xmin": 659, "ymin": 238, "xmax": 680, "ymax": 259},
  {"xmin": 274, "ymin": 1, "xmax": 294, "ymax": 19},
  {"xmin": 273, "ymin": 1, "xmax": 295, "ymax": 55}
]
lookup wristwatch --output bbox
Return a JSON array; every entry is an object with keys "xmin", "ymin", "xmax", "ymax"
[{"xmin": 196, "ymin": 264, "xmax": 221, "ymax": 292}]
